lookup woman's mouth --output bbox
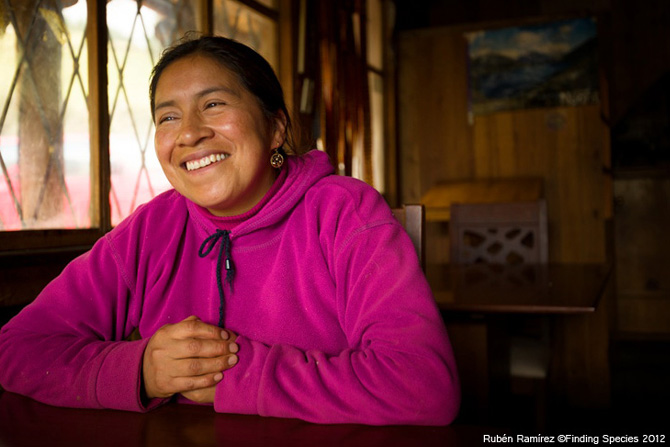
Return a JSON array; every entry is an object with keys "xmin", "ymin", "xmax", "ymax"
[{"xmin": 184, "ymin": 153, "xmax": 229, "ymax": 172}]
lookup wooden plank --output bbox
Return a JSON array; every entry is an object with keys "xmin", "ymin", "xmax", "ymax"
[
  {"xmin": 0, "ymin": 247, "xmax": 87, "ymax": 307},
  {"xmin": 278, "ymin": 0, "xmax": 294, "ymax": 117},
  {"xmin": 550, "ymin": 272, "xmax": 613, "ymax": 408},
  {"xmin": 398, "ymin": 28, "xmax": 473, "ymax": 203},
  {"xmin": 614, "ymin": 176, "xmax": 670, "ymax": 335},
  {"xmin": 617, "ymin": 295, "xmax": 670, "ymax": 334},
  {"xmin": 421, "ymin": 178, "xmax": 543, "ymax": 221},
  {"xmin": 443, "ymin": 318, "xmax": 489, "ymax": 420}
]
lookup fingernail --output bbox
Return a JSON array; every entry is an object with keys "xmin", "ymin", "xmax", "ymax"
[
  {"xmin": 214, "ymin": 373, "xmax": 223, "ymax": 381},
  {"xmin": 228, "ymin": 355, "xmax": 238, "ymax": 366},
  {"xmin": 220, "ymin": 330, "xmax": 229, "ymax": 340},
  {"xmin": 229, "ymin": 342, "xmax": 239, "ymax": 353}
]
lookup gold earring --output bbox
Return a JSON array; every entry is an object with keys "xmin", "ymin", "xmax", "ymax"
[{"xmin": 270, "ymin": 148, "xmax": 284, "ymax": 169}]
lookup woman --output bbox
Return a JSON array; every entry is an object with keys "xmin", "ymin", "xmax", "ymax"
[{"xmin": 0, "ymin": 35, "xmax": 459, "ymax": 425}]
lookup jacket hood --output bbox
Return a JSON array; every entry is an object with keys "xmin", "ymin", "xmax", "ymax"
[{"xmin": 187, "ymin": 149, "xmax": 335, "ymax": 238}]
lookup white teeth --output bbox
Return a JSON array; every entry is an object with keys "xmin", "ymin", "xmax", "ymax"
[{"xmin": 186, "ymin": 154, "xmax": 228, "ymax": 171}]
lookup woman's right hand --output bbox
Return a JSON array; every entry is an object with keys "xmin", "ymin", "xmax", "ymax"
[{"xmin": 142, "ymin": 316, "xmax": 239, "ymax": 400}]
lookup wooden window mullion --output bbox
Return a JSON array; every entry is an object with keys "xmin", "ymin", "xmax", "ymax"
[{"xmin": 88, "ymin": 0, "xmax": 111, "ymax": 234}]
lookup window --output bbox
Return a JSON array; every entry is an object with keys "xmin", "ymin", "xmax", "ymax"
[
  {"xmin": 306, "ymin": 0, "xmax": 394, "ymax": 198},
  {"xmin": 0, "ymin": 0, "xmax": 91, "ymax": 232},
  {"xmin": 0, "ymin": 0, "xmax": 284, "ymax": 251},
  {"xmin": 214, "ymin": 0, "xmax": 278, "ymax": 69}
]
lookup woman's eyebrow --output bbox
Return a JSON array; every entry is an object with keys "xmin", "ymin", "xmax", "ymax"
[
  {"xmin": 197, "ymin": 86, "xmax": 239, "ymax": 99},
  {"xmin": 154, "ymin": 99, "xmax": 177, "ymax": 112},
  {"xmin": 154, "ymin": 86, "xmax": 240, "ymax": 112}
]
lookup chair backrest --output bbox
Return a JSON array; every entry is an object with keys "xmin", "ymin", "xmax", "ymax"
[
  {"xmin": 392, "ymin": 204, "xmax": 425, "ymax": 270},
  {"xmin": 449, "ymin": 200, "xmax": 548, "ymax": 264}
]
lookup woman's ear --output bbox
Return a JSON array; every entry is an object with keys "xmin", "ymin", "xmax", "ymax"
[{"xmin": 271, "ymin": 110, "xmax": 288, "ymax": 148}]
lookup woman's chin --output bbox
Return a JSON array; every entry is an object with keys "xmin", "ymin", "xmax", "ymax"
[{"xmin": 193, "ymin": 197, "xmax": 240, "ymax": 216}]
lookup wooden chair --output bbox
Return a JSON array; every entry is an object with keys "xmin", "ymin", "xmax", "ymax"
[
  {"xmin": 449, "ymin": 200, "xmax": 550, "ymax": 429},
  {"xmin": 391, "ymin": 204, "xmax": 425, "ymax": 270},
  {"xmin": 449, "ymin": 200, "xmax": 548, "ymax": 264}
]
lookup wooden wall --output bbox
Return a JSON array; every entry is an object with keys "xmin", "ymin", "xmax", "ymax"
[
  {"xmin": 614, "ymin": 177, "xmax": 670, "ymax": 335},
  {"xmin": 398, "ymin": 26, "xmax": 611, "ymax": 265}
]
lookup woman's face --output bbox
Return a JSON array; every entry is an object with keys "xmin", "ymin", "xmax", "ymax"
[{"xmin": 153, "ymin": 54, "xmax": 285, "ymax": 216}]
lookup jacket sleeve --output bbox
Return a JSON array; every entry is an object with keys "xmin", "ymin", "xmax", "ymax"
[
  {"xmin": 0, "ymin": 236, "xmax": 163, "ymax": 412},
  {"xmin": 213, "ymin": 218, "xmax": 461, "ymax": 425}
]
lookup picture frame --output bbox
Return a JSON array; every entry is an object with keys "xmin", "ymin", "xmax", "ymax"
[{"xmin": 465, "ymin": 17, "xmax": 599, "ymax": 116}]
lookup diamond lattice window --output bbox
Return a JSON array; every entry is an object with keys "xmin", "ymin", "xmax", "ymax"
[
  {"xmin": 107, "ymin": 0, "xmax": 198, "ymax": 226},
  {"xmin": 0, "ymin": 0, "xmax": 89, "ymax": 230}
]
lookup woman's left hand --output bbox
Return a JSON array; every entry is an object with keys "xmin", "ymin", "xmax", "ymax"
[
  {"xmin": 180, "ymin": 328, "xmax": 238, "ymax": 404},
  {"xmin": 181, "ymin": 384, "xmax": 217, "ymax": 403}
]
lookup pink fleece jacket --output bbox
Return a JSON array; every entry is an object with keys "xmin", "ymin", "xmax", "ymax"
[{"xmin": 0, "ymin": 150, "xmax": 460, "ymax": 425}]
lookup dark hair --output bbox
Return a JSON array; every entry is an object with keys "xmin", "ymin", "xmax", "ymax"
[{"xmin": 150, "ymin": 33, "xmax": 297, "ymax": 153}]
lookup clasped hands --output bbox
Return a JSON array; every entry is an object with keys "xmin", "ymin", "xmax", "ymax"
[{"xmin": 142, "ymin": 316, "xmax": 239, "ymax": 404}]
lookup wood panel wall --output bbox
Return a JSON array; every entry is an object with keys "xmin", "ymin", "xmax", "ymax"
[
  {"xmin": 398, "ymin": 26, "xmax": 611, "ymax": 264},
  {"xmin": 614, "ymin": 177, "xmax": 670, "ymax": 335}
]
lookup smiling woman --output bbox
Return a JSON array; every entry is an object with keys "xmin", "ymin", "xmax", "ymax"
[{"xmin": 0, "ymin": 35, "xmax": 460, "ymax": 426}]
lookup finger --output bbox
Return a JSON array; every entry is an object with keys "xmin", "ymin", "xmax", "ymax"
[
  {"xmin": 171, "ymin": 371, "xmax": 224, "ymax": 395},
  {"xmin": 170, "ymin": 316, "xmax": 229, "ymax": 341},
  {"xmin": 173, "ymin": 337, "xmax": 239, "ymax": 359},
  {"xmin": 173, "ymin": 354, "xmax": 238, "ymax": 377},
  {"xmin": 222, "ymin": 329, "xmax": 237, "ymax": 342}
]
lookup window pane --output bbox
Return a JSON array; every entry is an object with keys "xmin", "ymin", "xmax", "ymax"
[
  {"xmin": 369, "ymin": 72, "xmax": 385, "ymax": 193},
  {"xmin": 107, "ymin": 0, "xmax": 198, "ymax": 226},
  {"xmin": 213, "ymin": 0, "xmax": 278, "ymax": 70},
  {"xmin": 0, "ymin": 0, "xmax": 90, "ymax": 231}
]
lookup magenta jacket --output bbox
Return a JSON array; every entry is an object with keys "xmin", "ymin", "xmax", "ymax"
[{"xmin": 0, "ymin": 150, "xmax": 460, "ymax": 425}]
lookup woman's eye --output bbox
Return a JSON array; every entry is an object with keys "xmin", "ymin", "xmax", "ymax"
[
  {"xmin": 158, "ymin": 116, "xmax": 175, "ymax": 124},
  {"xmin": 205, "ymin": 101, "xmax": 222, "ymax": 109}
]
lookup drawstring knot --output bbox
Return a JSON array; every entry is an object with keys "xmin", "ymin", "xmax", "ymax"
[{"xmin": 198, "ymin": 229, "xmax": 234, "ymax": 327}]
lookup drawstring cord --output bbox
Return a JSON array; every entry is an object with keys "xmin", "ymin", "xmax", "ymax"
[{"xmin": 198, "ymin": 229, "xmax": 234, "ymax": 327}]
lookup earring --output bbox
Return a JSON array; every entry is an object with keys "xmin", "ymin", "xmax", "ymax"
[{"xmin": 270, "ymin": 147, "xmax": 284, "ymax": 169}]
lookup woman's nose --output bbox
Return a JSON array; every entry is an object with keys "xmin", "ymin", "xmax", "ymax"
[{"xmin": 177, "ymin": 114, "xmax": 212, "ymax": 146}]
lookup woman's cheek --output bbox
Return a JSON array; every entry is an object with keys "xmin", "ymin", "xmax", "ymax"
[{"xmin": 154, "ymin": 130, "xmax": 173, "ymax": 160}]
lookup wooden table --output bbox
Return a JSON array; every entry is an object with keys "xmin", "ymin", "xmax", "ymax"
[
  {"xmin": 426, "ymin": 263, "xmax": 614, "ymax": 419},
  {"xmin": 427, "ymin": 263, "xmax": 613, "ymax": 314},
  {"xmin": 0, "ymin": 390, "xmax": 501, "ymax": 447}
]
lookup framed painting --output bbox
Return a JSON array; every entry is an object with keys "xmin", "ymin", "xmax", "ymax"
[{"xmin": 466, "ymin": 17, "xmax": 599, "ymax": 116}]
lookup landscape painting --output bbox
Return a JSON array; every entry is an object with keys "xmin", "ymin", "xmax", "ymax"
[{"xmin": 466, "ymin": 17, "xmax": 599, "ymax": 115}]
